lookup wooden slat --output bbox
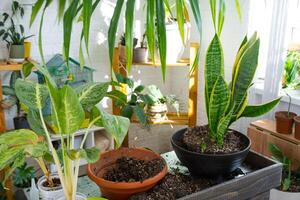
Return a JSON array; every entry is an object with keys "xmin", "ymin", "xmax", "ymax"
[
  {"xmin": 188, "ymin": 43, "xmax": 199, "ymax": 127},
  {"xmin": 251, "ymin": 119, "xmax": 300, "ymax": 145},
  {"xmin": 132, "ymin": 59, "xmax": 190, "ymax": 67}
]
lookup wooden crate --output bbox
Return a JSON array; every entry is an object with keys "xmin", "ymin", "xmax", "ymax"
[
  {"xmin": 248, "ymin": 119, "xmax": 300, "ymax": 170},
  {"xmin": 179, "ymin": 151, "xmax": 282, "ymax": 200}
]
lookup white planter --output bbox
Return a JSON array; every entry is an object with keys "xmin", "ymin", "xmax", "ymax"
[
  {"xmin": 37, "ymin": 174, "xmax": 64, "ymax": 200},
  {"xmin": 153, "ymin": 23, "xmax": 189, "ymax": 63},
  {"xmin": 22, "ymin": 187, "xmax": 31, "ymax": 199},
  {"xmin": 147, "ymin": 103, "xmax": 168, "ymax": 122},
  {"xmin": 57, "ymin": 192, "xmax": 87, "ymax": 200},
  {"xmin": 270, "ymin": 189, "xmax": 300, "ymax": 200}
]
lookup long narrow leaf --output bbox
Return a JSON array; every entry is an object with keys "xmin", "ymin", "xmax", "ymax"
[
  {"xmin": 83, "ymin": 0, "xmax": 93, "ymax": 53},
  {"xmin": 209, "ymin": 0, "xmax": 217, "ymax": 32},
  {"xmin": 235, "ymin": 0, "xmax": 242, "ymax": 20},
  {"xmin": 30, "ymin": 0, "xmax": 44, "ymax": 27},
  {"xmin": 156, "ymin": 0, "xmax": 167, "ymax": 81},
  {"xmin": 58, "ymin": 0, "xmax": 67, "ymax": 21},
  {"xmin": 125, "ymin": 0, "xmax": 136, "ymax": 72},
  {"xmin": 189, "ymin": 0, "xmax": 202, "ymax": 35},
  {"xmin": 146, "ymin": 0, "xmax": 155, "ymax": 63},
  {"xmin": 108, "ymin": 0, "xmax": 124, "ymax": 66},
  {"xmin": 217, "ymin": 0, "xmax": 225, "ymax": 36},
  {"xmin": 176, "ymin": 0, "xmax": 185, "ymax": 44},
  {"xmin": 163, "ymin": 0, "xmax": 174, "ymax": 18}
]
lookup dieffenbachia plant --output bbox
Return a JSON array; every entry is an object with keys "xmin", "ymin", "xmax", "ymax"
[
  {"xmin": 0, "ymin": 70, "xmax": 130, "ymax": 200},
  {"xmin": 205, "ymin": 33, "xmax": 281, "ymax": 146},
  {"xmin": 28, "ymin": 0, "xmax": 242, "ymax": 81}
]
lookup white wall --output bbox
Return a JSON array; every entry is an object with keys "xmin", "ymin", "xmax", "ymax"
[{"xmin": 0, "ymin": 0, "xmax": 250, "ymax": 134}]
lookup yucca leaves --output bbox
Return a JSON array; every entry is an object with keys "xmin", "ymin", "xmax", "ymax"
[
  {"xmin": 146, "ymin": 0, "xmax": 155, "ymax": 63},
  {"xmin": 108, "ymin": 0, "xmax": 124, "ymax": 66},
  {"xmin": 58, "ymin": 0, "xmax": 67, "ymax": 21},
  {"xmin": 83, "ymin": 0, "xmax": 93, "ymax": 53},
  {"xmin": 208, "ymin": 76, "xmax": 229, "ymax": 136},
  {"xmin": 205, "ymin": 34, "xmax": 224, "ymax": 115},
  {"xmin": 176, "ymin": 0, "xmax": 185, "ymax": 44},
  {"xmin": 125, "ymin": 0, "xmax": 135, "ymax": 72},
  {"xmin": 30, "ymin": 0, "xmax": 44, "ymax": 27},
  {"xmin": 189, "ymin": 0, "xmax": 202, "ymax": 35},
  {"xmin": 156, "ymin": 0, "xmax": 167, "ymax": 81}
]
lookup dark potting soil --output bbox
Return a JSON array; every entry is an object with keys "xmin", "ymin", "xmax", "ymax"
[
  {"xmin": 286, "ymin": 173, "xmax": 300, "ymax": 193},
  {"xmin": 129, "ymin": 173, "xmax": 216, "ymax": 200},
  {"xmin": 103, "ymin": 157, "xmax": 165, "ymax": 183},
  {"xmin": 182, "ymin": 125, "xmax": 248, "ymax": 154},
  {"xmin": 42, "ymin": 177, "xmax": 61, "ymax": 188}
]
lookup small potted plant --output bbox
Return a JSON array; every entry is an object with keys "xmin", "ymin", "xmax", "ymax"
[
  {"xmin": 119, "ymin": 33, "xmax": 138, "ymax": 64},
  {"xmin": 12, "ymin": 163, "xmax": 35, "ymax": 199},
  {"xmin": 171, "ymin": 33, "xmax": 281, "ymax": 176},
  {"xmin": 275, "ymin": 91, "xmax": 297, "ymax": 134},
  {"xmin": 143, "ymin": 85, "xmax": 179, "ymax": 122},
  {"xmin": 133, "ymin": 33, "xmax": 148, "ymax": 63},
  {"xmin": 0, "ymin": 1, "xmax": 33, "ymax": 63},
  {"xmin": 269, "ymin": 144, "xmax": 300, "ymax": 200}
]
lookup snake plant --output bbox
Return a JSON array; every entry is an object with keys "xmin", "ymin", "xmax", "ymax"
[{"xmin": 205, "ymin": 33, "xmax": 281, "ymax": 146}]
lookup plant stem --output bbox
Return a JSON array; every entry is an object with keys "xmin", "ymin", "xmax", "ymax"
[{"xmin": 35, "ymin": 158, "xmax": 54, "ymax": 187}]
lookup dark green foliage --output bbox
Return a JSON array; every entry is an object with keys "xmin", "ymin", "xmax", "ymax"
[{"xmin": 12, "ymin": 163, "xmax": 35, "ymax": 188}]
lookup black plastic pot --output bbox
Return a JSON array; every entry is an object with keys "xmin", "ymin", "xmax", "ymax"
[
  {"xmin": 171, "ymin": 128, "xmax": 251, "ymax": 177},
  {"xmin": 13, "ymin": 116, "xmax": 30, "ymax": 130}
]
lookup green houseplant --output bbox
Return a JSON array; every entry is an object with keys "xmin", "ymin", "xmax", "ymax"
[
  {"xmin": 0, "ymin": 1, "xmax": 33, "ymax": 62},
  {"xmin": 171, "ymin": 32, "xmax": 281, "ymax": 176},
  {"xmin": 283, "ymin": 51, "xmax": 300, "ymax": 89},
  {"xmin": 12, "ymin": 163, "xmax": 35, "ymax": 199}
]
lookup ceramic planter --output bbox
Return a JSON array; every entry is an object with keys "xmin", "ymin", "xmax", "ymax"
[
  {"xmin": 275, "ymin": 111, "xmax": 297, "ymax": 134},
  {"xmin": 57, "ymin": 193, "xmax": 87, "ymax": 200},
  {"xmin": 133, "ymin": 47, "xmax": 148, "ymax": 63},
  {"xmin": 87, "ymin": 148, "xmax": 168, "ymax": 200},
  {"xmin": 294, "ymin": 116, "xmax": 300, "ymax": 140},
  {"xmin": 146, "ymin": 103, "xmax": 168, "ymax": 122},
  {"xmin": 171, "ymin": 128, "xmax": 251, "ymax": 176},
  {"xmin": 270, "ymin": 189, "xmax": 300, "ymax": 200},
  {"xmin": 9, "ymin": 44, "xmax": 25, "ymax": 62},
  {"xmin": 37, "ymin": 174, "xmax": 64, "ymax": 200}
]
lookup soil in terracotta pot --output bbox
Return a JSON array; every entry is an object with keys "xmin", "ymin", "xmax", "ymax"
[
  {"xmin": 42, "ymin": 178, "xmax": 61, "ymax": 188},
  {"xmin": 182, "ymin": 126, "xmax": 248, "ymax": 154},
  {"xmin": 103, "ymin": 157, "xmax": 165, "ymax": 182}
]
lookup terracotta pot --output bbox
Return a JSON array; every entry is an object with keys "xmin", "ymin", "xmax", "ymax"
[
  {"xmin": 294, "ymin": 116, "xmax": 300, "ymax": 140},
  {"xmin": 87, "ymin": 148, "xmax": 168, "ymax": 200},
  {"xmin": 275, "ymin": 111, "xmax": 297, "ymax": 134}
]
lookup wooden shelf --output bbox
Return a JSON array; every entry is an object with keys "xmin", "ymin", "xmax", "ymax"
[
  {"xmin": 132, "ymin": 59, "xmax": 190, "ymax": 67},
  {"xmin": 131, "ymin": 112, "xmax": 189, "ymax": 125},
  {"xmin": 0, "ymin": 59, "xmax": 36, "ymax": 71}
]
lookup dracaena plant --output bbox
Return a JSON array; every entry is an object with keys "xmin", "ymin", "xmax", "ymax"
[
  {"xmin": 0, "ymin": 65, "xmax": 130, "ymax": 200},
  {"xmin": 205, "ymin": 33, "xmax": 281, "ymax": 146}
]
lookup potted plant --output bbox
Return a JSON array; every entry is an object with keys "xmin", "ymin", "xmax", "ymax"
[
  {"xmin": 0, "ymin": 1, "xmax": 33, "ymax": 63},
  {"xmin": 282, "ymin": 51, "xmax": 300, "ymax": 89},
  {"xmin": 171, "ymin": 33, "xmax": 281, "ymax": 176},
  {"xmin": 275, "ymin": 91, "xmax": 297, "ymax": 134},
  {"xmin": 12, "ymin": 163, "xmax": 35, "ymax": 199},
  {"xmin": 119, "ymin": 33, "xmax": 138, "ymax": 64},
  {"xmin": 87, "ymin": 147, "xmax": 168, "ymax": 200},
  {"xmin": 143, "ymin": 85, "xmax": 179, "ymax": 122},
  {"xmin": 133, "ymin": 33, "xmax": 148, "ymax": 63},
  {"xmin": 0, "ymin": 64, "xmax": 131, "ymax": 200},
  {"xmin": 269, "ymin": 144, "xmax": 300, "ymax": 200},
  {"xmin": 1, "ymin": 71, "xmax": 30, "ymax": 129}
]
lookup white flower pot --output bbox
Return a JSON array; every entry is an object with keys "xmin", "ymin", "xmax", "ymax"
[
  {"xmin": 57, "ymin": 192, "xmax": 87, "ymax": 200},
  {"xmin": 147, "ymin": 103, "xmax": 168, "ymax": 122},
  {"xmin": 270, "ymin": 189, "xmax": 300, "ymax": 200},
  {"xmin": 37, "ymin": 174, "xmax": 64, "ymax": 200},
  {"xmin": 22, "ymin": 187, "xmax": 31, "ymax": 199}
]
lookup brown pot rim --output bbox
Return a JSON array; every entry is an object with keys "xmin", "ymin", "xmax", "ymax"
[
  {"xmin": 275, "ymin": 111, "xmax": 297, "ymax": 119},
  {"xmin": 294, "ymin": 115, "xmax": 300, "ymax": 122},
  {"xmin": 87, "ymin": 148, "xmax": 168, "ymax": 190}
]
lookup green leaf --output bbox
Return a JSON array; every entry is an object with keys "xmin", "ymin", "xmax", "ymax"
[
  {"xmin": 22, "ymin": 62, "xmax": 34, "ymax": 78},
  {"xmin": 2, "ymin": 86, "xmax": 15, "ymax": 96},
  {"xmin": 189, "ymin": 0, "xmax": 202, "ymax": 35},
  {"xmin": 238, "ymin": 97, "xmax": 281, "ymax": 118},
  {"xmin": 217, "ymin": 108, "xmax": 234, "ymax": 145},
  {"xmin": 0, "ymin": 129, "xmax": 39, "ymax": 147},
  {"xmin": 25, "ymin": 142, "xmax": 49, "ymax": 158},
  {"xmin": 208, "ymin": 76, "xmax": 229, "ymax": 135},
  {"xmin": 58, "ymin": 0, "xmax": 67, "ymax": 21},
  {"xmin": 108, "ymin": 0, "xmax": 124, "ymax": 66},
  {"xmin": 76, "ymin": 82, "xmax": 110, "ymax": 111},
  {"xmin": 209, "ymin": 0, "xmax": 217, "ymax": 32},
  {"xmin": 80, "ymin": 147, "xmax": 100, "ymax": 163},
  {"xmin": 133, "ymin": 105, "xmax": 148, "ymax": 126},
  {"xmin": 176, "ymin": 0, "xmax": 185, "ymax": 44},
  {"xmin": 125, "ymin": 0, "xmax": 135, "ymax": 72},
  {"xmin": 235, "ymin": 0, "xmax": 242, "ymax": 20},
  {"xmin": 83, "ymin": 0, "xmax": 92, "ymax": 53},
  {"xmin": 217, "ymin": 0, "xmax": 225, "ymax": 36},
  {"xmin": 106, "ymin": 90, "xmax": 127, "ymax": 105},
  {"xmin": 27, "ymin": 109, "xmax": 46, "ymax": 135},
  {"xmin": 268, "ymin": 143, "xmax": 285, "ymax": 163},
  {"xmin": 63, "ymin": 0, "xmax": 79, "ymax": 64},
  {"xmin": 121, "ymin": 105, "xmax": 134, "ymax": 119},
  {"xmin": 89, "ymin": 106, "xmax": 103, "ymax": 127},
  {"xmin": 156, "ymin": 0, "xmax": 167, "ymax": 81},
  {"xmin": 205, "ymin": 34, "xmax": 224, "ymax": 117},
  {"xmin": 146, "ymin": 0, "xmax": 155, "ymax": 62},
  {"xmin": 134, "ymin": 85, "xmax": 145, "ymax": 93},
  {"xmin": 30, "ymin": 0, "xmax": 44, "ymax": 27},
  {"xmin": 231, "ymin": 38, "xmax": 260, "ymax": 109},
  {"xmin": 15, "ymin": 79, "xmax": 49, "ymax": 110},
  {"xmin": 99, "ymin": 109, "xmax": 130, "ymax": 148}
]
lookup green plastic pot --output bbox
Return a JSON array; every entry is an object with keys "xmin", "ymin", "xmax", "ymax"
[{"xmin": 9, "ymin": 44, "xmax": 25, "ymax": 59}]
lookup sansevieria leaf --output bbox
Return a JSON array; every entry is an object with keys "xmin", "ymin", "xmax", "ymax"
[
  {"xmin": 125, "ymin": 0, "xmax": 135, "ymax": 72},
  {"xmin": 15, "ymin": 79, "xmax": 48, "ymax": 110},
  {"xmin": 208, "ymin": 76, "xmax": 229, "ymax": 136},
  {"xmin": 217, "ymin": 108, "xmax": 234, "ymax": 145},
  {"xmin": 217, "ymin": 0, "xmax": 225, "ymax": 36},
  {"xmin": 205, "ymin": 34, "xmax": 224, "ymax": 117},
  {"xmin": 156, "ymin": 0, "xmax": 167, "ymax": 81},
  {"xmin": 108, "ymin": 0, "xmax": 124, "ymax": 66},
  {"xmin": 238, "ymin": 97, "xmax": 281, "ymax": 118}
]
